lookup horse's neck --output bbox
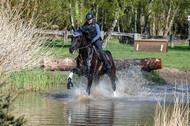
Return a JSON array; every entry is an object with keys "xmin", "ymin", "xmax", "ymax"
[
  {"xmin": 79, "ymin": 35, "xmax": 90, "ymax": 60},
  {"xmin": 81, "ymin": 35, "xmax": 89, "ymax": 47}
]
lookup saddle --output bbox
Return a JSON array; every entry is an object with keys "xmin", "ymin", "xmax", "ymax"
[
  {"xmin": 91, "ymin": 46, "xmax": 110, "ymax": 63},
  {"xmin": 76, "ymin": 45, "xmax": 111, "ymax": 76}
]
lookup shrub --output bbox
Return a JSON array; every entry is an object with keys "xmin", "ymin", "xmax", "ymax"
[
  {"xmin": 0, "ymin": 2, "xmax": 52, "ymax": 73},
  {"xmin": 0, "ymin": 61, "xmax": 26, "ymax": 126}
]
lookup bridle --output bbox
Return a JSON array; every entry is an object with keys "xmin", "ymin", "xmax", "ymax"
[
  {"xmin": 72, "ymin": 33, "xmax": 94, "ymax": 66},
  {"xmin": 72, "ymin": 33, "xmax": 92, "ymax": 50}
]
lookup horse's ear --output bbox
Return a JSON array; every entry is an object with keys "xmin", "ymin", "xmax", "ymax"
[{"xmin": 72, "ymin": 26, "xmax": 77, "ymax": 32}]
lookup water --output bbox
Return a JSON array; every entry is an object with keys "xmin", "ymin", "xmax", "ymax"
[{"xmin": 15, "ymin": 67, "xmax": 190, "ymax": 126}]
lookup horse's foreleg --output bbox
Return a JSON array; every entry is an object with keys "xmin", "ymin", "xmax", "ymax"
[
  {"xmin": 67, "ymin": 70, "xmax": 74, "ymax": 89},
  {"xmin": 86, "ymin": 77, "xmax": 93, "ymax": 95}
]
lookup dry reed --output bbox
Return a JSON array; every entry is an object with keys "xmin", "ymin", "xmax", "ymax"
[
  {"xmin": 154, "ymin": 92, "xmax": 189, "ymax": 126},
  {"xmin": 0, "ymin": 2, "xmax": 52, "ymax": 73}
]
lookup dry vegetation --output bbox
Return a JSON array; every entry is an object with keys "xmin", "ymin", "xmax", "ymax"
[
  {"xmin": 0, "ymin": 3, "xmax": 52, "ymax": 73},
  {"xmin": 154, "ymin": 93, "xmax": 189, "ymax": 126}
]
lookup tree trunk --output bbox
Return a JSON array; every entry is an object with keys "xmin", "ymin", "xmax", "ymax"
[
  {"xmin": 164, "ymin": 5, "xmax": 179, "ymax": 36},
  {"xmin": 152, "ymin": 14, "xmax": 156, "ymax": 35},
  {"xmin": 43, "ymin": 58, "xmax": 76, "ymax": 71},
  {"xmin": 135, "ymin": 9, "xmax": 137, "ymax": 33},
  {"xmin": 69, "ymin": 2, "xmax": 74, "ymax": 27},
  {"xmin": 117, "ymin": 21, "xmax": 121, "ymax": 40},
  {"xmin": 96, "ymin": 4, "xmax": 98, "ymax": 21},
  {"xmin": 43, "ymin": 58, "xmax": 162, "ymax": 71},
  {"xmin": 102, "ymin": 11, "xmax": 119, "ymax": 48},
  {"xmin": 101, "ymin": 8, "xmax": 104, "ymax": 31},
  {"xmin": 114, "ymin": 58, "xmax": 162, "ymax": 71}
]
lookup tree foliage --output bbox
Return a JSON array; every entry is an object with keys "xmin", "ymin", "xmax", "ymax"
[{"xmin": 2, "ymin": 0, "xmax": 190, "ymax": 35}]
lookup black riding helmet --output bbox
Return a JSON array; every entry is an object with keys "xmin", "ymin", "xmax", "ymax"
[{"xmin": 86, "ymin": 13, "xmax": 94, "ymax": 20}]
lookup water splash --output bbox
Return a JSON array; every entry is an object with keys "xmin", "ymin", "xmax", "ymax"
[
  {"xmin": 115, "ymin": 65, "xmax": 149, "ymax": 96},
  {"xmin": 71, "ymin": 65, "xmax": 149, "ymax": 98}
]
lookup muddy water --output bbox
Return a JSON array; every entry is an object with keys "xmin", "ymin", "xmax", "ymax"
[{"xmin": 14, "ymin": 67, "xmax": 190, "ymax": 126}]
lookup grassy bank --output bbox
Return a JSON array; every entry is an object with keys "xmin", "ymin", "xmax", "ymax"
[
  {"xmin": 4, "ymin": 37, "xmax": 189, "ymax": 91},
  {"xmin": 3, "ymin": 69, "xmax": 67, "ymax": 92}
]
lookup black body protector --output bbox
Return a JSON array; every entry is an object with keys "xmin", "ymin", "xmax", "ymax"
[{"xmin": 82, "ymin": 20, "xmax": 99, "ymax": 42}]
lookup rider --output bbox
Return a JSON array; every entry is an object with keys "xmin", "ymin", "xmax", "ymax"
[{"xmin": 82, "ymin": 13, "xmax": 111, "ymax": 70}]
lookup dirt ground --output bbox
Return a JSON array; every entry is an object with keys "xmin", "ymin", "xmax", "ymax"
[{"xmin": 156, "ymin": 67, "xmax": 190, "ymax": 84}]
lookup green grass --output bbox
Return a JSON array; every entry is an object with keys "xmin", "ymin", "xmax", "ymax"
[
  {"xmin": 143, "ymin": 71, "xmax": 166, "ymax": 84},
  {"xmin": 4, "ymin": 37, "xmax": 189, "ymax": 92},
  {"xmin": 3, "ymin": 68, "xmax": 67, "ymax": 92},
  {"xmin": 106, "ymin": 39, "xmax": 190, "ymax": 71},
  {"xmin": 52, "ymin": 38, "xmax": 190, "ymax": 71}
]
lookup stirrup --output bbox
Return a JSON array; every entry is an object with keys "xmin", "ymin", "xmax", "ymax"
[{"xmin": 104, "ymin": 62, "xmax": 111, "ymax": 71}]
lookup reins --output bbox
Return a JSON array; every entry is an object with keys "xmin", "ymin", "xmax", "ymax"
[{"xmin": 78, "ymin": 42, "xmax": 92, "ymax": 50}]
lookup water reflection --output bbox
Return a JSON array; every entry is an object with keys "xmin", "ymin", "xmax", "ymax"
[
  {"xmin": 14, "ymin": 84, "xmax": 190, "ymax": 126},
  {"xmin": 66, "ymin": 99, "xmax": 156, "ymax": 126},
  {"xmin": 15, "ymin": 93, "xmax": 156, "ymax": 126}
]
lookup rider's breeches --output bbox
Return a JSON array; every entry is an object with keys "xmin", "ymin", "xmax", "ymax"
[{"xmin": 93, "ymin": 39, "xmax": 103, "ymax": 54}]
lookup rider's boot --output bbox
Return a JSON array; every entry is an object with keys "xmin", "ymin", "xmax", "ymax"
[{"xmin": 100, "ymin": 53, "xmax": 111, "ymax": 71}]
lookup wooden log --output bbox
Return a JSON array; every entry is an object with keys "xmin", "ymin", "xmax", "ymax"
[
  {"xmin": 114, "ymin": 58, "xmax": 162, "ymax": 71},
  {"xmin": 43, "ymin": 58, "xmax": 76, "ymax": 71},
  {"xmin": 43, "ymin": 57, "xmax": 162, "ymax": 71}
]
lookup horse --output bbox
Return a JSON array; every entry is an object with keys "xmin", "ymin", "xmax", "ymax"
[{"xmin": 67, "ymin": 27, "xmax": 117, "ymax": 95}]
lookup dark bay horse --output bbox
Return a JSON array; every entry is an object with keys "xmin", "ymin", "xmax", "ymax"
[{"xmin": 67, "ymin": 27, "xmax": 117, "ymax": 95}]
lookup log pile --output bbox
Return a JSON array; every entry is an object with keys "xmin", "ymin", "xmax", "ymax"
[{"xmin": 43, "ymin": 57, "xmax": 162, "ymax": 71}]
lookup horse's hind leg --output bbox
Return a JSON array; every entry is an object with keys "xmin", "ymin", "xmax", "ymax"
[
  {"xmin": 108, "ymin": 70, "xmax": 116, "ymax": 92},
  {"xmin": 94, "ymin": 76, "xmax": 100, "ymax": 84}
]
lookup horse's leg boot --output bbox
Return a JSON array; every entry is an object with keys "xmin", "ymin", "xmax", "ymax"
[
  {"xmin": 100, "ymin": 53, "xmax": 111, "ymax": 71},
  {"xmin": 67, "ymin": 77, "xmax": 73, "ymax": 89}
]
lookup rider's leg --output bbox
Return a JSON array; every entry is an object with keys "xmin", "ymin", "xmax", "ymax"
[
  {"xmin": 94, "ymin": 40, "xmax": 111, "ymax": 70},
  {"xmin": 93, "ymin": 39, "xmax": 104, "ymax": 54}
]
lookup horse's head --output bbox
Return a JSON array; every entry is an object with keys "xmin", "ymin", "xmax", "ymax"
[{"xmin": 69, "ymin": 26, "xmax": 84, "ymax": 54}]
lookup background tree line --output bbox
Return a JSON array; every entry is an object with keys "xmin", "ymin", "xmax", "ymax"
[{"xmin": 3, "ymin": 0, "xmax": 190, "ymax": 36}]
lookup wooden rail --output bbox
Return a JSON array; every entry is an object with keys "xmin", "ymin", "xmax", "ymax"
[{"xmin": 39, "ymin": 30, "xmax": 190, "ymax": 47}]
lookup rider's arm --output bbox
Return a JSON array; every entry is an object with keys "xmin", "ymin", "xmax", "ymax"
[{"xmin": 92, "ymin": 24, "xmax": 101, "ymax": 42}]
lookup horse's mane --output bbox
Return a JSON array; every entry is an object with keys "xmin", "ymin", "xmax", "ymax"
[{"xmin": 80, "ymin": 33, "xmax": 89, "ymax": 46}]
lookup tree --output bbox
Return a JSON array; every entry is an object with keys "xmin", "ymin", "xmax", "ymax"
[
  {"xmin": 149, "ymin": 0, "xmax": 190, "ymax": 36},
  {"xmin": 102, "ymin": 0, "xmax": 128, "ymax": 48}
]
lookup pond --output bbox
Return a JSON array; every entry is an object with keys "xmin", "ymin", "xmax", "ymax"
[{"xmin": 15, "ymin": 68, "xmax": 190, "ymax": 126}]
